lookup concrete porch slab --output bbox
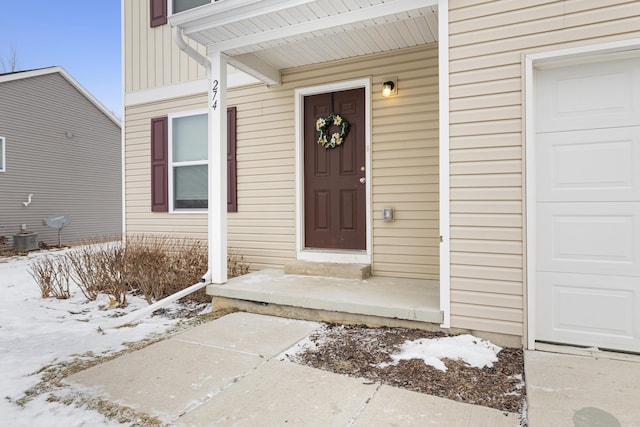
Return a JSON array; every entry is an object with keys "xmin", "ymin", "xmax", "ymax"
[{"xmin": 207, "ymin": 268, "xmax": 442, "ymax": 325}]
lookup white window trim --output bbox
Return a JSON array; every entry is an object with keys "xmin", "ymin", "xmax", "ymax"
[
  {"xmin": 0, "ymin": 136, "xmax": 7, "ymax": 172},
  {"xmin": 168, "ymin": 109, "xmax": 209, "ymax": 213},
  {"xmin": 294, "ymin": 78, "xmax": 372, "ymax": 265},
  {"xmin": 0, "ymin": 136, "xmax": 5, "ymax": 172},
  {"xmin": 169, "ymin": 0, "xmax": 211, "ymax": 16}
]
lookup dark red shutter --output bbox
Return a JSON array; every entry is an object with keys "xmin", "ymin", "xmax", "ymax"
[
  {"xmin": 151, "ymin": 109, "xmax": 236, "ymax": 213},
  {"xmin": 227, "ymin": 107, "xmax": 238, "ymax": 213},
  {"xmin": 151, "ymin": 117, "xmax": 169, "ymax": 212},
  {"xmin": 150, "ymin": 0, "xmax": 167, "ymax": 27}
]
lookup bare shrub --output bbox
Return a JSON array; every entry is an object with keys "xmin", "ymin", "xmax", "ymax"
[
  {"xmin": 124, "ymin": 235, "xmax": 171, "ymax": 304},
  {"xmin": 124, "ymin": 235, "xmax": 249, "ymax": 305},
  {"xmin": 94, "ymin": 242, "xmax": 129, "ymax": 307},
  {"xmin": 29, "ymin": 257, "xmax": 54, "ymax": 298},
  {"xmin": 149, "ymin": 237, "xmax": 209, "ymax": 303},
  {"xmin": 67, "ymin": 246, "xmax": 103, "ymax": 301},
  {"xmin": 67, "ymin": 242, "xmax": 129, "ymax": 306},
  {"xmin": 31, "ymin": 235, "xmax": 251, "ymax": 307},
  {"xmin": 29, "ymin": 256, "xmax": 71, "ymax": 299}
]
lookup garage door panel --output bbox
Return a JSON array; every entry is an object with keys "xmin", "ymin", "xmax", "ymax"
[
  {"xmin": 537, "ymin": 127, "xmax": 640, "ymax": 202},
  {"xmin": 535, "ymin": 54, "xmax": 640, "ymax": 353},
  {"xmin": 536, "ymin": 57, "xmax": 640, "ymax": 132},
  {"xmin": 537, "ymin": 203, "xmax": 640, "ymax": 276},
  {"xmin": 537, "ymin": 272, "xmax": 639, "ymax": 352}
]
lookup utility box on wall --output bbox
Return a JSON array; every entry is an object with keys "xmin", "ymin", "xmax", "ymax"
[{"xmin": 13, "ymin": 233, "xmax": 38, "ymax": 251}]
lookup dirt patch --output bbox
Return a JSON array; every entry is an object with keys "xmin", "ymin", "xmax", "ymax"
[{"xmin": 287, "ymin": 324, "xmax": 525, "ymax": 415}]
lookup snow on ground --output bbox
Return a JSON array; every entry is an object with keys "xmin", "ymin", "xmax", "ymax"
[
  {"xmin": 282, "ymin": 323, "xmax": 503, "ymax": 374},
  {"xmin": 1, "ymin": 247, "xmax": 507, "ymax": 425},
  {"xmin": 0, "ymin": 248, "xmax": 207, "ymax": 426},
  {"xmin": 381, "ymin": 334, "xmax": 502, "ymax": 371}
]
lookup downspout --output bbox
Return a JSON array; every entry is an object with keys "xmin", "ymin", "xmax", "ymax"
[
  {"xmin": 172, "ymin": 27, "xmax": 211, "ymax": 74},
  {"xmin": 98, "ymin": 280, "xmax": 209, "ymax": 330}
]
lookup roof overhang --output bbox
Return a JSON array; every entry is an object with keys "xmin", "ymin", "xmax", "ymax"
[
  {"xmin": 0, "ymin": 66, "xmax": 121, "ymax": 126},
  {"xmin": 168, "ymin": 0, "xmax": 438, "ymax": 85}
]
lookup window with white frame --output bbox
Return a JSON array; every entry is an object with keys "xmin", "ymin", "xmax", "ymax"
[
  {"xmin": 170, "ymin": 112, "xmax": 208, "ymax": 210},
  {"xmin": 172, "ymin": 0, "xmax": 210, "ymax": 14},
  {"xmin": 0, "ymin": 136, "xmax": 5, "ymax": 172}
]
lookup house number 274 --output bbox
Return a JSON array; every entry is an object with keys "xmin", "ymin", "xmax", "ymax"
[{"xmin": 211, "ymin": 80, "xmax": 219, "ymax": 111}]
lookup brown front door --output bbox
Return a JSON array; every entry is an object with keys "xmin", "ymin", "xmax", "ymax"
[{"xmin": 304, "ymin": 88, "xmax": 366, "ymax": 250}]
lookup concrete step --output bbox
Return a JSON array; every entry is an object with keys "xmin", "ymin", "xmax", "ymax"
[
  {"xmin": 207, "ymin": 269, "xmax": 444, "ymax": 328},
  {"xmin": 284, "ymin": 260, "xmax": 371, "ymax": 280}
]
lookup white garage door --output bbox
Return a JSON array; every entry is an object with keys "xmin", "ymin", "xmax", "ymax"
[{"xmin": 535, "ymin": 54, "xmax": 640, "ymax": 353}]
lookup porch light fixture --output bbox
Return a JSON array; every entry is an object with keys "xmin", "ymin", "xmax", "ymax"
[{"xmin": 382, "ymin": 78, "xmax": 397, "ymax": 97}]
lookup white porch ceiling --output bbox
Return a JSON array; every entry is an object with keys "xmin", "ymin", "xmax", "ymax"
[{"xmin": 169, "ymin": 0, "xmax": 438, "ymax": 84}]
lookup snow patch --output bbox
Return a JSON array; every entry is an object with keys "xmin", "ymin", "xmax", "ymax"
[
  {"xmin": 381, "ymin": 334, "xmax": 502, "ymax": 372},
  {"xmin": 277, "ymin": 325, "xmax": 327, "ymax": 362},
  {"xmin": 0, "ymin": 247, "xmax": 204, "ymax": 425}
]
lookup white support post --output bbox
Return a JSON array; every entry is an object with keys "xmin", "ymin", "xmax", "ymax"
[
  {"xmin": 438, "ymin": 0, "xmax": 451, "ymax": 328},
  {"xmin": 208, "ymin": 52, "xmax": 228, "ymax": 284}
]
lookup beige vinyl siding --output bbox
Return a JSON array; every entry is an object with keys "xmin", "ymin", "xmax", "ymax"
[
  {"xmin": 447, "ymin": 0, "xmax": 640, "ymax": 339},
  {"xmin": 231, "ymin": 84, "xmax": 296, "ymax": 268},
  {"xmin": 125, "ymin": 93, "xmax": 208, "ymax": 238},
  {"xmin": 125, "ymin": 45, "xmax": 438, "ymax": 276},
  {"xmin": 123, "ymin": 0, "xmax": 207, "ymax": 94}
]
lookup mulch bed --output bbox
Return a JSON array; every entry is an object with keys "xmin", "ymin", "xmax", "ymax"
[{"xmin": 287, "ymin": 324, "xmax": 525, "ymax": 414}]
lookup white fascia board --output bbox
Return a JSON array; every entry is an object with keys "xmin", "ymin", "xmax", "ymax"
[
  {"xmin": 124, "ymin": 71, "xmax": 260, "ymax": 107},
  {"xmin": 169, "ymin": 0, "xmax": 315, "ymax": 29},
  {"xmin": 0, "ymin": 66, "xmax": 61, "ymax": 83}
]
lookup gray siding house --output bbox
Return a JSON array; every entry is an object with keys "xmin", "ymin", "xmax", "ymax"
[{"xmin": 0, "ymin": 67, "xmax": 122, "ymax": 248}]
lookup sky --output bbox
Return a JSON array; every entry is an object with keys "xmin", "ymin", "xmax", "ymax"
[{"xmin": 1, "ymin": 1, "xmax": 122, "ymax": 118}]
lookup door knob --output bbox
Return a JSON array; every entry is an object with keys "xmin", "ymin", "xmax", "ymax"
[{"xmin": 359, "ymin": 177, "xmax": 366, "ymax": 184}]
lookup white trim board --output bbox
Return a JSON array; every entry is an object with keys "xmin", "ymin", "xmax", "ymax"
[
  {"xmin": 124, "ymin": 71, "xmax": 260, "ymax": 107},
  {"xmin": 294, "ymin": 78, "xmax": 372, "ymax": 265},
  {"xmin": 437, "ymin": 0, "xmax": 450, "ymax": 329},
  {"xmin": 524, "ymin": 38, "xmax": 640, "ymax": 350},
  {"xmin": 0, "ymin": 136, "xmax": 6, "ymax": 172}
]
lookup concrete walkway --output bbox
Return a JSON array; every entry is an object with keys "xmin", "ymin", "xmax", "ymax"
[
  {"xmin": 66, "ymin": 312, "xmax": 519, "ymax": 426},
  {"xmin": 525, "ymin": 349, "xmax": 640, "ymax": 427}
]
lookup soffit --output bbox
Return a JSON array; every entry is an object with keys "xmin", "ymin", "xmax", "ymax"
[{"xmin": 169, "ymin": 0, "xmax": 438, "ymax": 71}]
